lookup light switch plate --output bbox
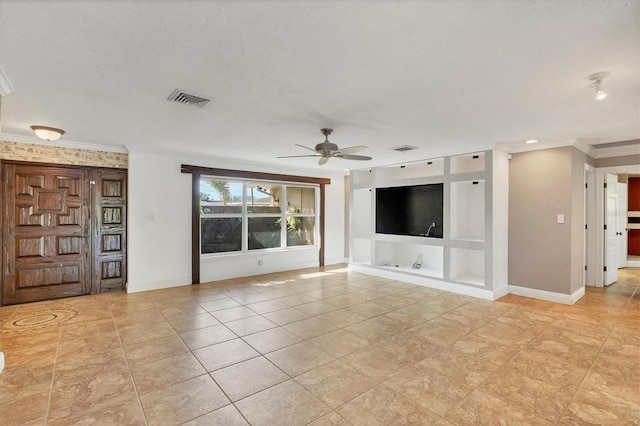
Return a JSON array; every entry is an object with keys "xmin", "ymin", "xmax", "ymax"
[{"xmin": 557, "ymin": 214, "xmax": 565, "ymax": 224}]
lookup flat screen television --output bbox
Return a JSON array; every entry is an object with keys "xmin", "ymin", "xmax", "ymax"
[{"xmin": 376, "ymin": 183, "xmax": 443, "ymax": 238}]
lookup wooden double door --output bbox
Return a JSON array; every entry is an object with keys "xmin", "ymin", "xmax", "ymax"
[{"xmin": 1, "ymin": 163, "xmax": 127, "ymax": 305}]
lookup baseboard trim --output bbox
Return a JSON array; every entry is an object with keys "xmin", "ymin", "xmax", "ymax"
[
  {"xmin": 325, "ymin": 257, "xmax": 349, "ymax": 266},
  {"xmin": 508, "ymin": 284, "xmax": 585, "ymax": 305},
  {"xmin": 127, "ymin": 277, "xmax": 191, "ymax": 293},
  {"xmin": 493, "ymin": 285, "xmax": 510, "ymax": 300},
  {"xmin": 627, "ymin": 260, "xmax": 640, "ymax": 267}
]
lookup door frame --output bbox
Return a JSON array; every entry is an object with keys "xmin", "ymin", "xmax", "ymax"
[
  {"xmin": 604, "ymin": 173, "xmax": 618, "ymax": 286},
  {"xmin": 594, "ymin": 164, "xmax": 640, "ymax": 287},
  {"xmin": 584, "ymin": 164, "xmax": 596, "ymax": 286},
  {"xmin": 617, "ymin": 181, "xmax": 628, "ymax": 269},
  {"xmin": 0, "ymin": 160, "xmax": 128, "ymax": 306}
]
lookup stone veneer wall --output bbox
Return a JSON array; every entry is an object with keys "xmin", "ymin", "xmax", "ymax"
[{"xmin": 1, "ymin": 141, "xmax": 128, "ymax": 168}]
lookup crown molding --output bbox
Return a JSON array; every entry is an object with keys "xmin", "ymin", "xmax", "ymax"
[
  {"xmin": 1, "ymin": 133, "xmax": 129, "ymax": 154},
  {"xmin": 0, "ymin": 66, "xmax": 15, "ymax": 96},
  {"xmin": 493, "ymin": 138, "xmax": 634, "ymax": 160},
  {"xmin": 494, "ymin": 139, "xmax": 577, "ymax": 155},
  {"xmin": 573, "ymin": 139, "xmax": 595, "ymax": 157},
  {"xmin": 591, "ymin": 143, "xmax": 640, "ymax": 159}
]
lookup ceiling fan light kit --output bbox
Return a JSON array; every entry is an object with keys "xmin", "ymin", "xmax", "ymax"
[{"xmin": 278, "ymin": 128, "xmax": 372, "ymax": 165}]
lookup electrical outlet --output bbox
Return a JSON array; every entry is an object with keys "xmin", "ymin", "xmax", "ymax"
[{"xmin": 258, "ymin": 259, "xmax": 264, "ymax": 266}]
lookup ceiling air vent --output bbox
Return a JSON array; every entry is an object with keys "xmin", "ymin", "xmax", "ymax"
[
  {"xmin": 167, "ymin": 89, "xmax": 212, "ymax": 108},
  {"xmin": 391, "ymin": 145, "xmax": 418, "ymax": 153}
]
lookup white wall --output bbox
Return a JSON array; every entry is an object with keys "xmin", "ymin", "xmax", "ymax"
[
  {"xmin": 127, "ymin": 150, "xmax": 346, "ymax": 293},
  {"xmin": 491, "ymin": 150, "xmax": 509, "ymax": 296},
  {"xmin": 127, "ymin": 152, "xmax": 192, "ymax": 292}
]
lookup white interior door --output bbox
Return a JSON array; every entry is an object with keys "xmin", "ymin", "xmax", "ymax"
[
  {"xmin": 617, "ymin": 182, "xmax": 628, "ymax": 268},
  {"xmin": 605, "ymin": 174, "xmax": 618, "ymax": 285}
]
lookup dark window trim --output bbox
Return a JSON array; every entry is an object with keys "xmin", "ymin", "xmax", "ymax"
[
  {"xmin": 181, "ymin": 165, "xmax": 330, "ymax": 284},
  {"xmin": 181, "ymin": 164, "xmax": 330, "ymax": 185}
]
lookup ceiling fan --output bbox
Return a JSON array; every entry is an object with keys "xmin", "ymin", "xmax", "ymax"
[{"xmin": 278, "ymin": 128, "xmax": 372, "ymax": 165}]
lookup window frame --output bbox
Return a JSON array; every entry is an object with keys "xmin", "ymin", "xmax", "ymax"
[
  {"xmin": 183, "ymin": 164, "xmax": 330, "ymax": 284},
  {"xmin": 199, "ymin": 178, "xmax": 320, "ymax": 255}
]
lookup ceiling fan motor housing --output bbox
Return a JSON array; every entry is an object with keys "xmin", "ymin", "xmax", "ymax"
[{"xmin": 315, "ymin": 141, "xmax": 339, "ymax": 155}]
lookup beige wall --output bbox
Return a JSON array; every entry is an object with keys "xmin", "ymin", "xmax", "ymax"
[
  {"xmin": 509, "ymin": 146, "xmax": 588, "ymax": 294},
  {"xmin": 570, "ymin": 148, "xmax": 588, "ymax": 293}
]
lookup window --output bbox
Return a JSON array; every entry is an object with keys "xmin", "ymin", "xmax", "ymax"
[
  {"xmin": 247, "ymin": 183, "xmax": 282, "ymax": 250},
  {"xmin": 200, "ymin": 180, "xmax": 243, "ymax": 254},
  {"xmin": 200, "ymin": 178, "xmax": 317, "ymax": 254},
  {"xmin": 286, "ymin": 186, "xmax": 316, "ymax": 247}
]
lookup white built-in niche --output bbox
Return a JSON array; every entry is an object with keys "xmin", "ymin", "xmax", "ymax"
[
  {"xmin": 450, "ymin": 180, "xmax": 485, "ymax": 241},
  {"xmin": 349, "ymin": 150, "xmax": 503, "ymax": 299},
  {"xmin": 375, "ymin": 239, "xmax": 444, "ymax": 278}
]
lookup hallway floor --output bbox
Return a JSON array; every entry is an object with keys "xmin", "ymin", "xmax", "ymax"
[{"xmin": 1, "ymin": 266, "xmax": 638, "ymax": 425}]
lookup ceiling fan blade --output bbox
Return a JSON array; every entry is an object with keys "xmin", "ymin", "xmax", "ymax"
[
  {"xmin": 335, "ymin": 154, "xmax": 372, "ymax": 161},
  {"xmin": 295, "ymin": 144, "xmax": 318, "ymax": 153},
  {"xmin": 318, "ymin": 156, "xmax": 330, "ymax": 165},
  {"xmin": 277, "ymin": 154, "xmax": 321, "ymax": 159},
  {"xmin": 336, "ymin": 145, "xmax": 368, "ymax": 155}
]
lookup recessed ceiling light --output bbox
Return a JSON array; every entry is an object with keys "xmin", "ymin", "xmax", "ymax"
[{"xmin": 525, "ymin": 139, "xmax": 539, "ymax": 144}]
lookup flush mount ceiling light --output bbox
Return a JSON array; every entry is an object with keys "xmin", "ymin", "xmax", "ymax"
[
  {"xmin": 30, "ymin": 125, "xmax": 65, "ymax": 141},
  {"xmin": 588, "ymin": 71, "xmax": 610, "ymax": 100},
  {"xmin": 525, "ymin": 139, "xmax": 539, "ymax": 144}
]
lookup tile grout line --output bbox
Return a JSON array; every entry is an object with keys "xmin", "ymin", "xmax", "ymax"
[
  {"xmin": 5, "ymin": 267, "xmax": 635, "ymax": 425},
  {"xmin": 110, "ymin": 299, "xmax": 150, "ymax": 426},
  {"xmin": 554, "ymin": 283, "xmax": 639, "ymax": 425},
  {"xmin": 43, "ymin": 320, "xmax": 63, "ymax": 424},
  {"xmin": 433, "ymin": 304, "xmax": 564, "ymax": 424},
  {"xmin": 277, "ymin": 294, "xmax": 484, "ymax": 423}
]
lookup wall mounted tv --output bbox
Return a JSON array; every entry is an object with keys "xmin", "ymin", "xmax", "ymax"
[{"xmin": 376, "ymin": 183, "xmax": 443, "ymax": 238}]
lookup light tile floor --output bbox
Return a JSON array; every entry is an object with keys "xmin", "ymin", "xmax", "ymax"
[{"xmin": 0, "ymin": 265, "xmax": 638, "ymax": 425}]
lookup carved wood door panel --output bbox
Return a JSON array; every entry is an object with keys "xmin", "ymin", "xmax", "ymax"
[
  {"xmin": 2, "ymin": 163, "xmax": 128, "ymax": 305},
  {"xmin": 2, "ymin": 164, "xmax": 91, "ymax": 304},
  {"xmin": 93, "ymin": 169, "xmax": 127, "ymax": 293}
]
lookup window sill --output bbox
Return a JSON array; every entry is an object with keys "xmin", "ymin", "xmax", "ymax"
[{"xmin": 201, "ymin": 245, "xmax": 319, "ymax": 259}]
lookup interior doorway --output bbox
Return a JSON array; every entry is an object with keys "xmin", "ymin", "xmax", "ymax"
[
  {"xmin": 1, "ymin": 162, "xmax": 127, "ymax": 305},
  {"xmin": 595, "ymin": 164, "xmax": 640, "ymax": 287}
]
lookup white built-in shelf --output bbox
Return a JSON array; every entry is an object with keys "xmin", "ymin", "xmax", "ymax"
[
  {"xmin": 375, "ymin": 233, "xmax": 445, "ymax": 246},
  {"xmin": 376, "ymin": 158, "xmax": 444, "ymax": 183},
  {"xmin": 352, "ymin": 169, "xmax": 374, "ymax": 187},
  {"xmin": 376, "ymin": 264, "xmax": 443, "ymax": 278},
  {"xmin": 352, "ymin": 188, "xmax": 372, "ymax": 234},
  {"xmin": 350, "ymin": 150, "xmax": 498, "ymax": 297},
  {"xmin": 450, "ymin": 247, "xmax": 485, "ymax": 286},
  {"xmin": 451, "ymin": 152, "xmax": 485, "ymax": 174},
  {"xmin": 450, "ymin": 180, "xmax": 485, "ymax": 242},
  {"xmin": 451, "ymin": 274, "xmax": 485, "ymax": 286},
  {"xmin": 375, "ymin": 241, "xmax": 444, "ymax": 279},
  {"xmin": 628, "ymin": 211, "xmax": 640, "ymax": 217},
  {"xmin": 352, "ymin": 237, "xmax": 372, "ymax": 264}
]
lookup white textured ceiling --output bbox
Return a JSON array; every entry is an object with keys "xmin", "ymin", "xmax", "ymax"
[{"xmin": 0, "ymin": 0, "xmax": 638, "ymax": 171}]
